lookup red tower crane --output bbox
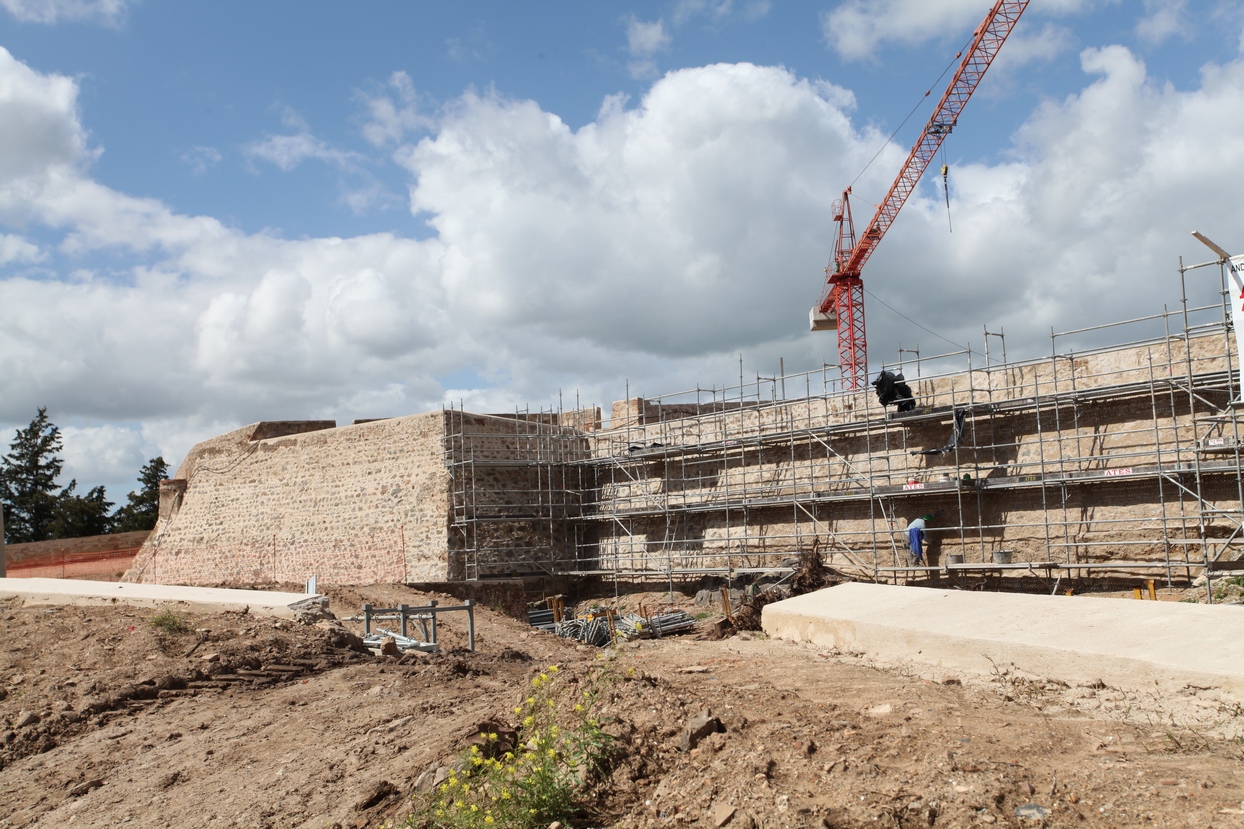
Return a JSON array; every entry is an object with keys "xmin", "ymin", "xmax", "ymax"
[{"xmin": 811, "ymin": 0, "xmax": 1030, "ymax": 391}]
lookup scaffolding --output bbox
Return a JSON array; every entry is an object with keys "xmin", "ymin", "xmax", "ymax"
[
  {"xmin": 444, "ymin": 261, "xmax": 1244, "ymax": 597},
  {"xmin": 443, "ymin": 406, "xmax": 594, "ymax": 580}
]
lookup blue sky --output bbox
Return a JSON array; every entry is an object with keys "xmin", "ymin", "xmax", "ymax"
[{"xmin": 1, "ymin": 0, "xmax": 1244, "ymax": 503}]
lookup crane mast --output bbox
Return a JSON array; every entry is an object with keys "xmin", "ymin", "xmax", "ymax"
[{"xmin": 811, "ymin": 0, "xmax": 1030, "ymax": 391}]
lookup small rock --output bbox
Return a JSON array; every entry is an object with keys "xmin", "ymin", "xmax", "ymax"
[
  {"xmin": 413, "ymin": 766, "xmax": 445, "ymax": 792},
  {"xmin": 1014, "ymin": 804, "xmax": 1050, "ymax": 821},
  {"xmin": 315, "ymin": 619, "xmax": 367, "ymax": 652},
  {"xmin": 1020, "ymin": 781, "xmax": 1035, "ymax": 796},
  {"xmin": 942, "ymin": 677, "xmax": 962, "ymax": 686},
  {"xmin": 354, "ymin": 779, "xmax": 398, "ymax": 811},
  {"xmin": 201, "ymin": 653, "xmax": 220, "ymax": 663},
  {"xmin": 712, "ymin": 803, "xmax": 737, "ymax": 827},
  {"xmin": 733, "ymin": 812, "xmax": 757, "ymax": 829},
  {"xmin": 379, "ymin": 637, "xmax": 400, "ymax": 657},
  {"xmin": 15, "ymin": 710, "xmax": 40, "ymax": 728},
  {"xmin": 679, "ymin": 709, "xmax": 725, "ymax": 752},
  {"xmin": 67, "ymin": 779, "xmax": 104, "ymax": 798}
]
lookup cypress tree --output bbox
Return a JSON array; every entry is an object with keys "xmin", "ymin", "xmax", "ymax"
[
  {"xmin": 1, "ymin": 407, "xmax": 69, "ymax": 543},
  {"xmin": 112, "ymin": 457, "xmax": 169, "ymax": 533}
]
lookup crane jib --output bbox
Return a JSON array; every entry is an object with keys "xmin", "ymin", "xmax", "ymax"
[
  {"xmin": 812, "ymin": 0, "xmax": 1030, "ymax": 393},
  {"xmin": 843, "ymin": 0, "xmax": 1030, "ymax": 277}
]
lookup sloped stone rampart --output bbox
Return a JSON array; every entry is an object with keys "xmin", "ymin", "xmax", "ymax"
[{"xmin": 127, "ymin": 413, "xmax": 451, "ymax": 586}]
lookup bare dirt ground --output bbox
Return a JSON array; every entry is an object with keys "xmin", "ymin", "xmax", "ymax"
[{"xmin": 2, "ymin": 584, "xmax": 1243, "ymax": 828}]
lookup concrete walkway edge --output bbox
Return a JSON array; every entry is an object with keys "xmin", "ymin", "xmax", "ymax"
[
  {"xmin": 0, "ymin": 577, "xmax": 327, "ymax": 619},
  {"xmin": 762, "ymin": 583, "xmax": 1244, "ymax": 696}
]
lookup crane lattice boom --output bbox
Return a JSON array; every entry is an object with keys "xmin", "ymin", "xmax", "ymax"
[{"xmin": 813, "ymin": 0, "xmax": 1029, "ymax": 391}]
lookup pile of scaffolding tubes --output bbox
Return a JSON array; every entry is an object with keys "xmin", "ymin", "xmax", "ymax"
[{"xmin": 528, "ymin": 599, "xmax": 696, "ymax": 647}]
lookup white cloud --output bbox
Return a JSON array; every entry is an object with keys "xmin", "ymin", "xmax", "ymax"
[
  {"xmin": 2, "ymin": 39, "xmax": 1244, "ymax": 486},
  {"xmin": 673, "ymin": 0, "xmax": 771, "ymax": 26},
  {"xmin": 0, "ymin": 48, "xmax": 86, "ymax": 181},
  {"xmin": 626, "ymin": 17, "xmax": 671, "ymax": 79},
  {"xmin": 357, "ymin": 71, "xmax": 433, "ymax": 148},
  {"xmin": 672, "ymin": 0, "xmax": 733, "ymax": 26},
  {"xmin": 0, "ymin": 0, "xmax": 131, "ymax": 25},
  {"xmin": 180, "ymin": 146, "xmax": 221, "ymax": 176},
  {"xmin": 245, "ymin": 106, "xmax": 397, "ymax": 214},
  {"xmin": 1136, "ymin": 0, "xmax": 1191, "ymax": 44},
  {"xmin": 742, "ymin": 1, "xmax": 772, "ymax": 22},
  {"xmin": 628, "ymin": 17, "xmax": 671, "ymax": 55},
  {"xmin": 246, "ymin": 130, "xmax": 362, "ymax": 173},
  {"xmin": 821, "ymin": 0, "xmax": 1100, "ymax": 62},
  {"xmin": 0, "ymin": 233, "xmax": 42, "ymax": 264},
  {"xmin": 60, "ymin": 423, "xmax": 148, "ymax": 497}
]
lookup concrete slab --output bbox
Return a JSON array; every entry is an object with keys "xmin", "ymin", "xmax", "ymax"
[
  {"xmin": 762, "ymin": 582, "xmax": 1244, "ymax": 696},
  {"xmin": 0, "ymin": 577, "xmax": 327, "ymax": 620}
]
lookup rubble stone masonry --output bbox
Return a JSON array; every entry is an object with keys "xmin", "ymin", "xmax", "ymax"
[{"xmin": 127, "ymin": 413, "xmax": 450, "ymax": 585}]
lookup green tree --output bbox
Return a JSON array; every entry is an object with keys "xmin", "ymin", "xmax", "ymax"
[
  {"xmin": 112, "ymin": 456, "xmax": 169, "ymax": 533},
  {"xmin": 1, "ymin": 407, "xmax": 68, "ymax": 544},
  {"xmin": 50, "ymin": 481, "xmax": 114, "ymax": 539}
]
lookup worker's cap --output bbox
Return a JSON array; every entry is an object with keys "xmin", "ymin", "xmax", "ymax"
[{"xmin": 921, "ymin": 514, "xmax": 934, "ymax": 522}]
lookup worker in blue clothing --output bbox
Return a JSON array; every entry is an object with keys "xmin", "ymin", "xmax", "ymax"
[{"xmin": 906, "ymin": 514, "xmax": 933, "ymax": 565}]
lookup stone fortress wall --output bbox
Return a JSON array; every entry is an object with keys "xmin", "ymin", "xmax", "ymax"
[
  {"xmin": 126, "ymin": 327, "xmax": 1243, "ymax": 586},
  {"xmin": 126, "ymin": 414, "xmax": 450, "ymax": 585}
]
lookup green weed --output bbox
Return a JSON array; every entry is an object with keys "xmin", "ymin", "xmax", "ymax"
[
  {"xmin": 401, "ymin": 665, "xmax": 613, "ymax": 829},
  {"xmin": 148, "ymin": 608, "xmax": 189, "ymax": 635}
]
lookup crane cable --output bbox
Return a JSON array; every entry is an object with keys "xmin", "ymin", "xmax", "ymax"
[
  {"xmin": 848, "ymin": 33, "xmax": 976, "ymax": 192},
  {"xmin": 863, "ymin": 286, "xmax": 983, "ymax": 358}
]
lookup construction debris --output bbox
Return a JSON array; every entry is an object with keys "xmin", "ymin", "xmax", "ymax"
[{"xmin": 528, "ymin": 602, "xmax": 696, "ymax": 646}]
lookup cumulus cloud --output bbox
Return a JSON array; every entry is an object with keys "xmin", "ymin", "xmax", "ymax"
[
  {"xmin": 2, "ymin": 36, "xmax": 1244, "ymax": 498},
  {"xmin": 397, "ymin": 65, "xmax": 865, "ymax": 356},
  {"xmin": 0, "ymin": 48, "xmax": 86, "ymax": 181},
  {"xmin": 0, "ymin": 0, "xmax": 131, "ymax": 25}
]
